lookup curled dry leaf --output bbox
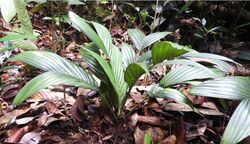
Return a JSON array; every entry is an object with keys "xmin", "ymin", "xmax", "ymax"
[{"xmin": 7, "ymin": 126, "xmax": 29, "ymax": 143}]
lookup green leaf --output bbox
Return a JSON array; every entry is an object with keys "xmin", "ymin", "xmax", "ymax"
[
  {"xmin": 149, "ymin": 85, "xmax": 193, "ymax": 107},
  {"xmin": 14, "ymin": 0, "xmax": 33, "ymax": 34},
  {"xmin": 154, "ymin": 59, "xmax": 215, "ymax": 74},
  {"xmin": 152, "ymin": 41, "xmax": 191, "ymax": 65},
  {"xmin": 160, "ymin": 65, "xmax": 218, "ymax": 87},
  {"xmin": 68, "ymin": 11, "xmax": 107, "ymax": 55},
  {"xmin": 0, "ymin": 0, "xmax": 16, "ymax": 23},
  {"xmin": 137, "ymin": 50, "xmax": 152, "ymax": 62},
  {"xmin": 0, "ymin": 47, "xmax": 15, "ymax": 53},
  {"xmin": 221, "ymin": 99, "xmax": 250, "ymax": 144},
  {"xmin": 80, "ymin": 44, "xmax": 108, "ymax": 82},
  {"xmin": 0, "ymin": 34, "xmax": 36, "ymax": 41},
  {"xmin": 13, "ymin": 71, "xmax": 98, "ymax": 105},
  {"xmin": 182, "ymin": 52, "xmax": 239, "ymax": 65},
  {"xmin": 10, "ymin": 39, "xmax": 38, "ymax": 50},
  {"xmin": 141, "ymin": 31, "xmax": 171, "ymax": 50},
  {"xmin": 127, "ymin": 29, "xmax": 145, "ymax": 51},
  {"xmin": 121, "ymin": 42, "xmax": 136, "ymax": 69},
  {"xmin": 125, "ymin": 62, "xmax": 149, "ymax": 88},
  {"xmin": 92, "ymin": 21, "xmax": 112, "ymax": 55},
  {"xmin": 12, "ymin": 51, "xmax": 98, "ymax": 88},
  {"xmin": 144, "ymin": 133, "xmax": 152, "ymax": 144},
  {"xmin": 190, "ymin": 76, "xmax": 250, "ymax": 100}
]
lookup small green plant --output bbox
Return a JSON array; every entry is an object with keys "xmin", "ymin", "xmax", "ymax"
[{"xmin": 11, "ymin": 11, "xmax": 250, "ymax": 143}]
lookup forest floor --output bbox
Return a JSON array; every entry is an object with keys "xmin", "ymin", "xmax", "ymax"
[{"xmin": 1, "ymin": 1, "xmax": 250, "ymax": 144}]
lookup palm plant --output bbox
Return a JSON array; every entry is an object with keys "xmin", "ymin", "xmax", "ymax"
[{"xmin": 12, "ymin": 11, "xmax": 250, "ymax": 143}]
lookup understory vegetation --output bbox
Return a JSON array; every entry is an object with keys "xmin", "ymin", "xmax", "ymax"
[{"xmin": 0, "ymin": 0, "xmax": 250, "ymax": 143}]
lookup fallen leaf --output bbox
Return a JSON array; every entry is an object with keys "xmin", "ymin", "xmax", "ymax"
[
  {"xmin": 7, "ymin": 126, "xmax": 29, "ymax": 143},
  {"xmin": 159, "ymin": 135, "xmax": 177, "ymax": 144},
  {"xmin": 15, "ymin": 117, "xmax": 34, "ymax": 125},
  {"xmin": 19, "ymin": 131, "xmax": 41, "ymax": 144},
  {"xmin": 0, "ymin": 108, "xmax": 30, "ymax": 126}
]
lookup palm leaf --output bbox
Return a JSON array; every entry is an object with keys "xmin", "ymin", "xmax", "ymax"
[
  {"xmin": 10, "ymin": 39, "xmax": 38, "ymax": 50},
  {"xmin": 141, "ymin": 31, "xmax": 171, "ymax": 50},
  {"xmin": 148, "ymin": 85, "xmax": 193, "ymax": 107},
  {"xmin": 160, "ymin": 65, "xmax": 218, "ymax": 87},
  {"xmin": 121, "ymin": 42, "xmax": 136, "ymax": 69},
  {"xmin": 190, "ymin": 76, "xmax": 250, "ymax": 100},
  {"xmin": 68, "ymin": 11, "xmax": 107, "ymax": 55},
  {"xmin": 14, "ymin": 0, "xmax": 33, "ymax": 34},
  {"xmin": 152, "ymin": 41, "xmax": 191, "ymax": 65},
  {"xmin": 13, "ymin": 71, "xmax": 98, "ymax": 105},
  {"xmin": 0, "ymin": 0, "xmax": 16, "ymax": 23},
  {"xmin": 221, "ymin": 99, "xmax": 250, "ymax": 144},
  {"xmin": 125, "ymin": 62, "xmax": 149, "ymax": 89},
  {"xmin": 12, "ymin": 51, "xmax": 98, "ymax": 87},
  {"xmin": 127, "ymin": 29, "xmax": 145, "ymax": 51}
]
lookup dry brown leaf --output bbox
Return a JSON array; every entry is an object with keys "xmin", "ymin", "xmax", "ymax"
[
  {"xmin": 27, "ymin": 89, "xmax": 75, "ymax": 105},
  {"xmin": 19, "ymin": 131, "xmax": 41, "ymax": 144},
  {"xmin": 0, "ymin": 108, "xmax": 30, "ymax": 126},
  {"xmin": 7, "ymin": 126, "xmax": 29, "ymax": 143},
  {"xmin": 159, "ymin": 135, "xmax": 177, "ymax": 144},
  {"xmin": 134, "ymin": 127, "xmax": 144, "ymax": 144}
]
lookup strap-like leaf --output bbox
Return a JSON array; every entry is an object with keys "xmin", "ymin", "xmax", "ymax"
[
  {"xmin": 190, "ymin": 76, "xmax": 250, "ymax": 100},
  {"xmin": 12, "ymin": 51, "xmax": 98, "ymax": 87},
  {"xmin": 0, "ymin": 34, "xmax": 36, "ymax": 41},
  {"xmin": 92, "ymin": 22, "xmax": 112, "ymax": 55},
  {"xmin": 152, "ymin": 41, "xmax": 191, "ymax": 65},
  {"xmin": 10, "ymin": 39, "xmax": 38, "ymax": 50},
  {"xmin": 68, "ymin": 11, "xmax": 107, "ymax": 55},
  {"xmin": 13, "ymin": 71, "xmax": 98, "ymax": 105},
  {"xmin": 125, "ymin": 62, "xmax": 149, "ymax": 88},
  {"xmin": 141, "ymin": 32, "xmax": 171, "ymax": 50},
  {"xmin": 14, "ymin": 0, "xmax": 33, "ymax": 34},
  {"xmin": 127, "ymin": 29, "xmax": 145, "ymax": 51},
  {"xmin": 182, "ymin": 52, "xmax": 240, "ymax": 65},
  {"xmin": 137, "ymin": 50, "xmax": 152, "ymax": 62},
  {"xmin": 221, "ymin": 99, "xmax": 250, "ymax": 144},
  {"xmin": 160, "ymin": 65, "xmax": 218, "ymax": 87},
  {"xmin": 121, "ymin": 42, "xmax": 136, "ymax": 69},
  {"xmin": 148, "ymin": 85, "xmax": 193, "ymax": 107},
  {"xmin": 0, "ymin": 0, "xmax": 16, "ymax": 23},
  {"xmin": 80, "ymin": 43, "xmax": 108, "ymax": 82}
]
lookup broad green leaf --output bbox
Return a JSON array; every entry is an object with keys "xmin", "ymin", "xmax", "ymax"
[
  {"xmin": 190, "ymin": 76, "xmax": 250, "ymax": 100},
  {"xmin": 92, "ymin": 22, "xmax": 128, "ymax": 107},
  {"xmin": 137, "ymin": 50, "xmax": 152, "ymax": 62},
  {"xmin": 68, "ymin": 11, "xmax": 107, "ymax": 55},
  {"xmin": 12, "ymin": 51, "xmax": 98, "ymax": 88},
  {"xmin": 125, "ymin": 62, "xmax": 149, "ymax": 88},
  {"xmin": 0, "ymin": 0, "xmax": 16, "ymax": 23},
  {"xmin": 160, "ymin": 65, "xmax": 218, "ymax": 87},
  {"xmin": 83, "ymin": 48, "xmax": 127, "ymax": 115},
  {"xmin": 152, "ymin": 41, "xmax": 191, "ymax": 65},
  {"xmin": 109, "ymin": 45, "xmax": 128, "ymax": 113},
  {"xmin": 13, "ymin": 71, "xmax": 98, "ymax": 105},
  {"xmin": 182, "ymin": 52, "xmax": 239, "ymax": 65},
  {"xmin": 14, "ymin": 0, "xmax": 33, "ymax": 34},
  {"xmin": 141, "ymin": 32, "xmax": 171, "ymax": 50},
  {"xmin": 0, "ymin": 34, "xmax": 36, "ymax": 41},
  {"xmin": 221, "ymin": 99, "xmax": 250, "ymax": 144},
  {"xmin": 92, "ymin": 21, "xmax": 112, "ymax": 55},
  {"xmin": 148, "ymin": 85, "xmax": 193, "ymax": 107},
  {"xmin": 121, "ymin": 42, "xmax": 136, "ymax": 69},
  {"xmin": 10, "ymin": 39, "xmax": 38, "ymax": 50},
  {"xmin": 127, "ymin": 29, "xmax": 145, "ymax": 51},
  {"xmin": 80, "ymin": 44, "xmax": 108, "ymax": 82},
  {"xmin": 0, "ymin": 47, "xmax": 15, "ymax": 53},
  {"xmin": 154, "ymin": 59, "xmax": 215, "ymax": 74}
]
